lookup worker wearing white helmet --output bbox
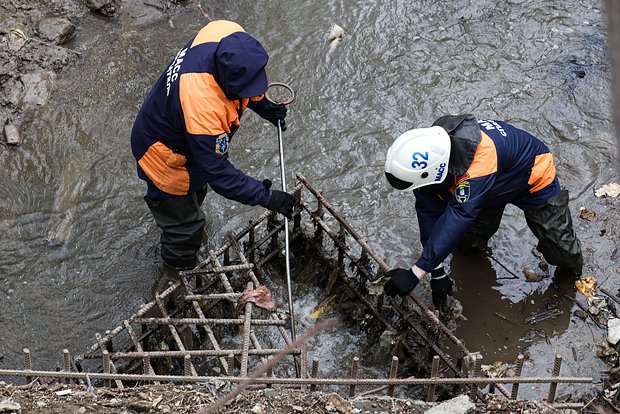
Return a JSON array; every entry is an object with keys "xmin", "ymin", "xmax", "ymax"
[{"xmin": 383, "ymin": 114, "xmax": 583, "ymax": 309}]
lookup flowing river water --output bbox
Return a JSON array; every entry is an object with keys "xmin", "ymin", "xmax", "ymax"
[{"xmin": 0, "ymin": 0, "xmax": 617, "ymax": 400}]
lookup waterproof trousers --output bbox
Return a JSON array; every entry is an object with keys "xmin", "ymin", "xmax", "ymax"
[
  {"xmin": 456, "ymin": 189, "xmax": 583, "ymax": 277},
  {"xmin": 145, "ymin": 185, "xmax": 208, "ymax": 270}
]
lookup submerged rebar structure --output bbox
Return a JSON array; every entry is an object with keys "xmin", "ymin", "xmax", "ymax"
[{"xmin": 0, "ymin": 174, "xmax": 593, "ymax": 408}]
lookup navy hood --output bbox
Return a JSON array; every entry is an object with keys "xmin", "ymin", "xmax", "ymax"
[{"xmin": 214, "ymin": 32, "xmax": 269, "ymax": 99}]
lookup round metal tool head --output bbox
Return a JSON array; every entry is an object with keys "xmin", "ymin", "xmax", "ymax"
[{"xmin": 265, "ymin": 82, "xmax": 295, "ymax": 105}]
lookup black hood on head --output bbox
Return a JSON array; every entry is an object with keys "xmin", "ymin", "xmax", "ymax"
[
  {"xmin": 432, "ymin": 114, "xmax": 481, "ymax": 177},
  {"xmin": 213, "ymin": 32, "xmax": 269, "ymax": 100}
]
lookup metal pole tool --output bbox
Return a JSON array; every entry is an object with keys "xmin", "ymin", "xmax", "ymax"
[{"xmin": 265, "ymin": 82, "xmax": 297, "ymax": 348}]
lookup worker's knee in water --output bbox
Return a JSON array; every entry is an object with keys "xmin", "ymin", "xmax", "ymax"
[{"xmin": 145, "ymin": 192, "xmax": 207, "ymax": 270}]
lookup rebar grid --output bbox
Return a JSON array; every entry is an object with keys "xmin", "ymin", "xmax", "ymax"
[{"xmin": 4, "ymin": 175, "xmax": 593, "ymax": 406}]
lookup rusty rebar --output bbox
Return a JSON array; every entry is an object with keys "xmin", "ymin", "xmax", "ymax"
[
  {"xmin": 297, "ymin": 173, "xmax": 471, "ymax": 357},
  {"xmin": 548, "ymin": 354, "xmax": 563, "ymax": 403},
  {"xmin": 310, "ymin": 357, "xmax": 319, "ymax": 392},
  {"xmin": 179, "ymin": 263, "xmax": 255, "ymax": 276},
  {"xmin": 240, "ymin": 282, "xmax": 254, "ymax": 376},
  {"xmin": 0, "ymin": 368, "xmax": 592, "ymax": 386},
  {"xmin": 227, "ymin": 353, "xmax": 235, "ymax": 375},
  {"xmin": 389, "ymin": 355, "xmax": 399, "ymax": 397},
  {"xmin": 178, "ymin": 276, "xmax": 229, "ymax": 374},
  {"xmin": 511, "ymin": 354, "xmax": 525, "ymax": 400},
  {"xmin": 427, "ymin": 355, "xmax": 440, "ymax": 401},
  {"xmin": 201, "ymin": 319, "xmax": 338, "ymax": 414},
  {"xmin": 470, "ymin": 354, "xmax": 483, "ymax": 400},
  {"xmin": 349, "ymin": 356, "xmax": 360, "ymax": 397},
  {"xmin": 63, "ymin": 349, "xmax": 71, "ymax": 385},
  {"xmin": 154, "ymin": 294, "xmax": 197, "ymax": 377},
  {"xmin": 132, "ymin": 317, "xmax": 286, "ymax": 326},
  {"xmin": 103, "ymin": 350, "xmax": 110, "ymax": 388},
  {"xmin": 184, "ymin": 355, "xmax": 192, "ymax": 377},
  {"xmin": 23, "ymin": 348, "xmax": 31, "ymax": 384}
]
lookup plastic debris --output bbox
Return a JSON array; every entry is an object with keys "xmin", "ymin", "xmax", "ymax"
[
  {"xmin": 310, "ymin": 295, "xmax": 337, "ymax": 320},
  {"xmin": 575, "ymin": 276, "xmax": 597, "ymax": 298},
  {"xmin": 608, "ymin": 318, "xmax": 620, "ymax": 345},
  {"xmin": 236, "ymin": 285, "xmax": 276, "ymax": 315},
  {"xmin": 326, "ymin": 23, "xmax": 344, "ymax": 43},
  {"xmin": 3, "ymin": 123, "xmax": 21, "ymax": 146},
  {"xmin": 579, "ymin": 206, "xmax": 597, "ymax": 221},
  {"xmin": 594, "ymin": 182, "xmax": 620, "ymax": 198},
  {"xmin": 523, "ymin": 266, "xmax": 544, "ymax": 282},
  {"xmin": 481, "ymin": 361, "xmax": 516, "ymax": 378}
]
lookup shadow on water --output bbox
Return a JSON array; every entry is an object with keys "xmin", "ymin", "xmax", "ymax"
[{"xmin": 451, "ymin": 250, "xmax": 575, "ymax": 363}]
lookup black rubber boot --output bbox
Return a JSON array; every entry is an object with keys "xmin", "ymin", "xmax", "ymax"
[
  {"xmin": 524, "ymin": 189, "xmax": 583, "ymax": 277},
  {"xmin": 145, "ymin": 186, "xmax": 208, "ymax": 270}
]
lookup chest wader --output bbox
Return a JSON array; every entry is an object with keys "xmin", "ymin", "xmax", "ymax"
[
  {"xmin": 524, "ymin": 189, "xmax": 583, "ymax": 277},
  {"xmin": 456, "ymin": 205, "xmax": 506, "ymax": 254},
  {"xmin": 145, "ymin": 185, "xmax": 208, "ymax": 270}
]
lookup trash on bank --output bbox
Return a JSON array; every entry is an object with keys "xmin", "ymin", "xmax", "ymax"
[
  {"xmin": 594, "ymin": 182, "xmax": 620, "ymax": 198},
  {"xmin": 609, "ymin": 318, "xmax": 620, "ymax": 345},
  {"xmin": 575, "ymin": 276, "xmax": 597, "ymax": 298},
  {"xmin": 3, "ymin": 123, "xmax": 21, "ymax": 146}
]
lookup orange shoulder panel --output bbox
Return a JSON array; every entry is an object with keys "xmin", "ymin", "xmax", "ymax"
[
  {"xmin": 466, "ymin": 132, "xmax": 498, "ymax": 178},
  {"xmin": 179, "ymin": 72, "xmax": 241, "ymax": 135},
  {"xmin": 528, "ymin": 152, "xmax": 556, "ymax": 193},
  {"xmin": 191, "ymin": 20, "xmax": 245, "ymax": 48}
]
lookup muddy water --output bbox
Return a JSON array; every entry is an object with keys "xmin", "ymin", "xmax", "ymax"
[{"xmin": 0, "ymin": 0, "xmax": 616, "ymax": 400}]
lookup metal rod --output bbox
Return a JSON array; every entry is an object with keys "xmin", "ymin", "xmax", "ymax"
[
  {"xmin": 470, "ymin": 354, "xmax": 483, "ymax": 400},
  {"xmin": 548, "ymin": 354, "xmax": 563, "ymax": 403},
  {"xmin": 143, "ymin": 357, "xmax": 150, "ymax": 375},
  {"xmin": 349, "ymin": 356, "xmax": 359, "ymax": 397},
  {"xmin": 23, "ymin": 348, "xmax": 31, "ymax": 384},
  {"xmin": 0, "ymin": 369, "xmax": 593, "ymax": 385},
  {"xmin": 227, "ymin": 353, "xmax": 235, "ymax": 375},
  {"xmin": 132, "ymin": 317, "xmax": 286, "ymax": 326},
  {"xmin": 240, "ymin": 282, "xmax": 254, "ymax": 377},
  {"xmin": 427, "ymin": 355, "xmax": 439, "ymax": 401},
  {"xmin": 103, "ymin": 350, "xmax": 110, "ymax": 388},
  {"xmin": 511, "ymin": 354, "xmax": 525, "ymax": 400},
  {"xmin": 389, "ymin": 356, "xmax": 399, "ymax": 397},
  {"xmin": 63, "ymin": 349, "xmax": 71, "ymax": 385},
  {"xmin": 184, "ymin": 355, "xmax": 192, "ymax": 377},
  {"xmin": 277, "ymin": 119, "xmax": 297, "ymax": 354},
  {"xmin": 179, "ymin": 263, "xmax": 254, "ymax": 276},
  {"xmin": 310, "ymin": 358, "xmax": 319, "ymax": 392}
]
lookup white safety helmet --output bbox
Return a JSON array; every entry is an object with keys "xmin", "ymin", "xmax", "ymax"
[{"xmin": 384, "ymin": 126, "xmax": 451, "ymax": 191}]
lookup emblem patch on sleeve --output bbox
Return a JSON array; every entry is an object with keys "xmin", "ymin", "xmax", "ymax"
[
  {"xmin": 455, "ymin": 180, "xmax": 470, "ymax": 203},
  {"xmin": 215, "ymin": 133, "xmax": 229, "ymax": 155}
]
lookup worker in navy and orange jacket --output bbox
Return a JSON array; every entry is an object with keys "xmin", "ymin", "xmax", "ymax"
[
  {"xmin": 382, "ymin": 114, "xmax": 583, "ymax": 308},
  {"xmin": 131, "ymin": 20, "xmax": 293, "ymax": 270}
]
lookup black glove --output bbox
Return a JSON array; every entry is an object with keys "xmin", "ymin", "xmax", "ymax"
[
  {"xmin": 430, "ymin": 267, "xmax": 453, "ymax": 310},
  {"xmin": 263, "ymin": 180, "xmax": 294, "ymax": 219},
  {"xmin": 383, "ymin": 268, "xmax": 419, "ymax": 297},
  {"xmin": 248, "ymin": 98, "xmax": 287, "ymax": 131}
]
